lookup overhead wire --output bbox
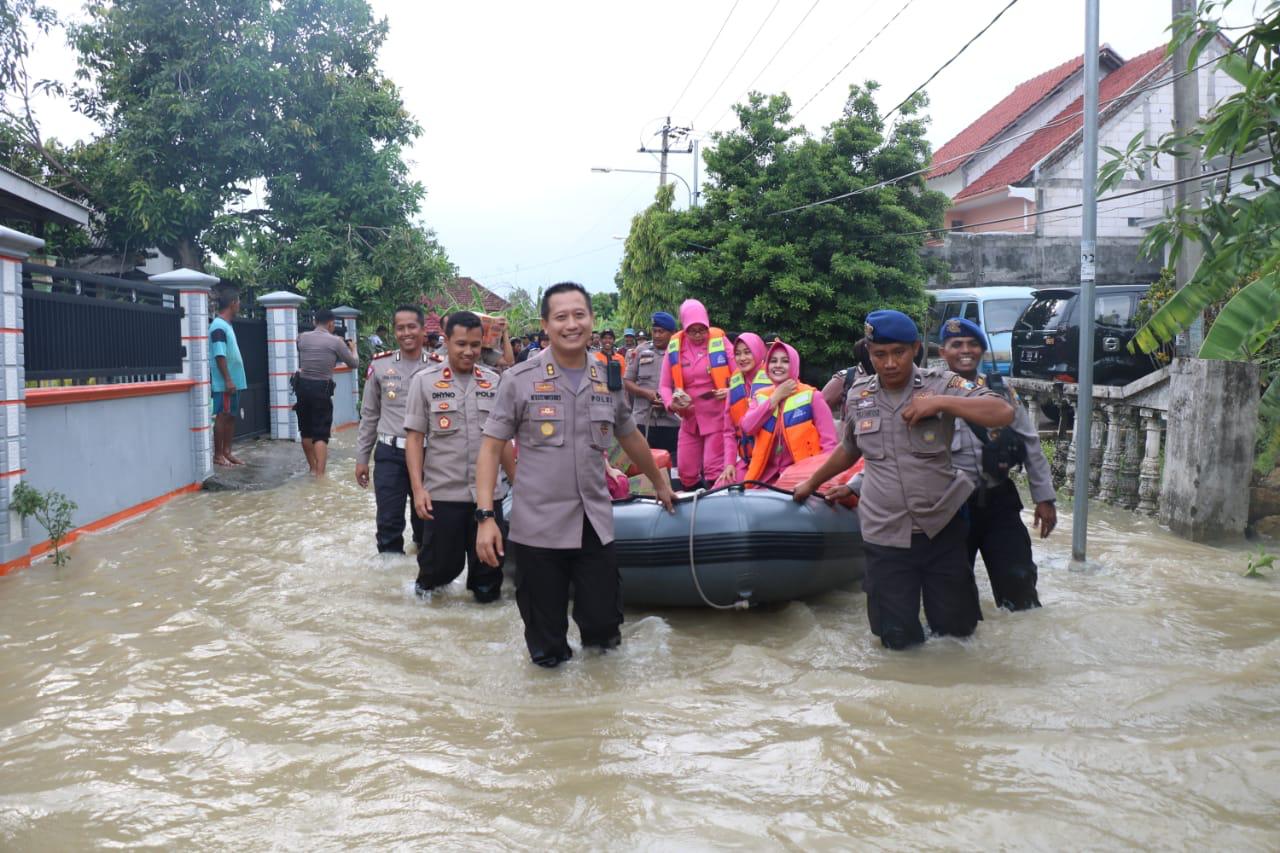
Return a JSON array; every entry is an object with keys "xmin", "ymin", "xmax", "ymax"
[
  {"xmin": 471, "ymin": 243, "xmax": 622, "ymax": 283},
  {"xmin": 703, "ymin": 0, "xmax": 824, "ymax": 133},
  {"xmin": 769, "ymin": 48, "xmax": 1245, "ymax": 217},
  {"xmin": 883, "ymin": 0, "xmax": 1024, "ymax": 120},
  {"xmin": 669, "ymin": 0, "xmax": 743, "ymax": 117},
  {"xmin": 689, "ymin": 0, "xmax": 784, "ymax": 128}
]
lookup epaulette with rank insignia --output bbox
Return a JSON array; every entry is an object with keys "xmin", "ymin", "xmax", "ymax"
[
  {"xmin": 428, "ymin": 352, "xmax": 444, "ymax": 362},
  {"xmin": 372, "ymin": 350, "xmax": 395, "ymax": 360}
]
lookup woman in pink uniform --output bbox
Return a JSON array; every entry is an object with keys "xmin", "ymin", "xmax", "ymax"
[
  {"xmin": 714, "ymin": 332, "xmax": 771, "ymax": 487},
  {"xmin": 738, "ymin": 339, "xmax": 837, "ymax": 485},
  {"xmin": 659, "ymin": 299, "xmax": 734, "ymax": 489}
]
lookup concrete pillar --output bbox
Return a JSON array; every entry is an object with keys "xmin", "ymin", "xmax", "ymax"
[
  {"xmin": 1088, "ymin": 404, "xmax": 1105, "ymax": 496},
  {"xmin": 1118, "ymin": 408, "xmax": 1142, "ymax": 510},
  {"xmin": 1098, "ymin": 404, "xmax": 1124, "ymax": 503},
  {"xmin": 258, "ymin": 291, "xmax": 307, "ymax": 441},
  {"xmin": 1137, "ymin": 408, "xmax": 1163, "ymax": 515},
  {"xmin": 0, "ymin": 226, "xmax": 42, "ymax": 566},
  {"xmin": 332, "ymin": 305, "xmax": 361, "ymax": 423},
  {"xmin": 1160, "ymin": 358, "xmax": 1258, "ymax": 542},
  {"xmin": 152, "ymin": 267, "xmax": 219, "ymax": 484}
]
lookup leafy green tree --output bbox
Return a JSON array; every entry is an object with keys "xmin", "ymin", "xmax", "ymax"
[
  {"xmin": 664, "ymin": 85, "xmax": 947, "ymax": 378},
  {"xmin": 1101, "ymin": 1, "xmax": 1280, "ymax": 417},
  {"xmin": 617, "ymin": 182, "xmax": 680, "ymax": 329}
]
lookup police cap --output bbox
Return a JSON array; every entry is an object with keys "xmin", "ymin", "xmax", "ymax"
[
  {"xmin": 939, "ymin": 317, "xmax": 988, "ymax": 351},
  {"xmin": 863, "ymin": 309, "xmax": 919, "ymax": 344}
]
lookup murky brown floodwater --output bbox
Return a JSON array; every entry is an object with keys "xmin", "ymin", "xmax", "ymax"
[{"xmin": 2, "ymin": 434, "xmax": 1278, "ymax": 849}]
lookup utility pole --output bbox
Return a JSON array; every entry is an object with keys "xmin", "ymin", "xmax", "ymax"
[
  {"xmin": 692, "ymin": 138, "xmax": 701, "ymax": 206},
  {"xmin": 638, "ymin": 116, "xmax": 694, "ymax": 192},
  {"xmin": 1072, "ymin": 0, "xmax": 1101, "ymax": 566},
  {"xmin": 1172, "ymin": 0, "xmax": 1204, "ymax": 353}
]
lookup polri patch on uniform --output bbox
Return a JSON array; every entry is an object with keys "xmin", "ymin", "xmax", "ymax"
[
  {"xmin": 856, "ymin": 398, "xmax": 876, "ymax": 409},
  {"xmin": 540, "ymin": 422, "xmax": 555, "ymax": 436},
  {"xmin": 438, "ymin": 402, "xmax": 449, "ymax": 410},
  {"xmin": 438, "ymin": 415, "xmax": 451, "ymax": 429},
  {"xmin": 594, "ymin": 383, "xmax": 608, "ymax": 393},
  {"xmin": 859, "ymin": 389, "xmax": 871, "ymax": 398},
  {"xmin": 387, "ymin": 391, "xmax": 397, "ymax": 400},
  {"xmin": 535, "ymin": 382, "xmax": 555, "ymax": 392},
  {"xmin": 539, "ymin": 405, "xmax": 556, "ymax": 417},
  {"xmin": 434, "ymin": 380, "xmax": 451, "ymax": 389},
  {"xmin": 477, "ymin": 380, "xmax": 492, "ymax": 389}
]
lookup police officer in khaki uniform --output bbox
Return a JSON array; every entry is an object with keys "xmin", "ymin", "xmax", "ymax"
[
  {"xmin": 355, "ymin": 305, "xmax": 442, "ymax": 554},
  {"xmin": 475, "ymin": 282, "xmax": 675, "ymax": 668},
  {"xmin": 793, "ymin": 309, "xmax": 1014, "ymax": 650},
  {"xmin": 622, "ymin": 311, "xmax": 680, "ymax": 464},
  {"xmin": 404, "ymin": 311, "xmax": 516, "ymax": 602}
]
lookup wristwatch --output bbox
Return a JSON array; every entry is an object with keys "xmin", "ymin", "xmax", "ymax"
[{"xmin": 474, "ymin": 508, "xmax": 496, "ymax": 522}]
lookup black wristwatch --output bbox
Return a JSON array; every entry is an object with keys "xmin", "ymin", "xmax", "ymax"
[{"xmin": 474, "ymin": 508, "xmax": 496, "ymax": 522}]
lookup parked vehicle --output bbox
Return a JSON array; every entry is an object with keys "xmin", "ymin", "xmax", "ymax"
[
  {"xmin": 1011, "ymin": 284, "xmax": 1165, "ymax": 386},
  {"xmin": 926, "ymin": 287, "xmax": 1036, "ymax": 375}
]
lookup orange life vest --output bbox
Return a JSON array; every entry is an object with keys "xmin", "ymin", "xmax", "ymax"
[
  {"xmin": 744, "ymin": 385, "xmax": 823, "ymax": 484},
  {"xmin": 728, "ymin": 367, "xmax": 772, "ymax": 461},
  {"xmin": 666, "ymin": 328, "xmax": 732, "ymax": 392},
  {"xmin": 593, "ymin": 350, "xmax": 626, "ymax": 371}
]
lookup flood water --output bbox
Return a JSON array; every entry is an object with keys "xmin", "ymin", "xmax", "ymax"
[{"xmin": 2, "ymin": 435, "xmax": 1278, "ymax": 850}]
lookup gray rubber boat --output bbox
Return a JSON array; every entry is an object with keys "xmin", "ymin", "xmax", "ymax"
[{"xmin": 611, "ymin": 484, "xmax": 865, "ymax": 608}]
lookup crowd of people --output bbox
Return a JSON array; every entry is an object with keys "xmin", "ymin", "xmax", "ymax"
[{"xmin": 209, "ymin": 281, "xmax": 1058, "ymax": 666}]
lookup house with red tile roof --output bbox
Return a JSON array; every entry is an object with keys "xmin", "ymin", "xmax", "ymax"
[
  {"xmin": 420, "ymin": 276, "xmax": 511, "ymax": 334},
  {"xmin": 926, "ymin": 40, "xmax": 1245, "ymax": 242}
]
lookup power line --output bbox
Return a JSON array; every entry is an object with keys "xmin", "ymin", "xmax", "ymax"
[
  {"xmin": 883, "ymin": 0, "xmax": 1024, "ymax": 120},
  {"xmin": 670, "ymin": 0, "xmax": 743, "ymax": 117},
  {"xmin": 770, "ymin": 48, "xmax": 1241, "ymax": 217},
  {"xmin": 472, "ymin": 243, "xmax": 621, "ymax": 283},
  {"xmin": 791, "ymin": 0, "xmax": 919, "ymax": 119},
  {"xmin": 705, "ymin": 0, "xmax": 824, "ymax": 132},
  {"xmin": 787, "ymin": 158, "xmax": 1271, "ymax": 238},
  {"xmin": 690, "ymin": 0, "xmax": 784, "ymax": 128}
]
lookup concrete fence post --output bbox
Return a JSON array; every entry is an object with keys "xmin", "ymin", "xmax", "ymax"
[
  {"xmin": 152, "ymin": 267, "xmax": 220, "ymax": 484},
  {"xmin": 0, "ymin": 226, "xmax": 42, "ymax": 566},
  {"xmin": 258, "ymin": 291, "xmax": 307, "ymax": 441},
  {"xmin": 332, "ymin": 305, "xmax": 361, "ymax": 421},
  {"xmin": 1160, "ymin": 357, "xmax": 1258, "ymax": 542}
]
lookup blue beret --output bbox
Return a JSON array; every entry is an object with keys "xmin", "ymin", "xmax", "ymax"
[
  {"xmin": 651, "ymin": 312, "xmax": 677, "ymax": 331},
  {"xmin": 939, "ymin": 317, "xmax": 988, "ymax": 351},
  {"xmin": 863, "ymin": 309, "xmax": 919, "ymax": 344}
]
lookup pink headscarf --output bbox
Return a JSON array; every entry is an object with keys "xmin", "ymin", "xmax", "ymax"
[
  {"xmin": 679, "ymin": 299, "xmax": 711, "ymax": 331},
  {"xmin": 735, "ymin": 332, "xmax": 766, "ymax": 372},
  {"xmin": 764, "ymin": 339, "xmax": 801, "ymax": 383}
]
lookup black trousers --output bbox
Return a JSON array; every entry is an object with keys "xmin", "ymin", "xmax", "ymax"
[
  {"xmin": 967, "ymin": 480, "xmax": 1041, "ymax": 611},
  {"xmin": 639, "ymin": 423, "xmax": 680, "ymax": 466},
  {"xmin": 373, "ymin": 442, "xmax": 424, "ymax": 554},
  {"xmin": 416, "ymin": 500, "xmax": 504, "ymax": 602},
  {"xmin": 511, "ymin": 520, "xmax": 622, "ymax": 667},
  {"xmin": 294, "ymin": 378, "xmax": 335, "ymax": 441},
  {"xmin": 860, "ymin": 513, "xmax": 981, "ymax": 650}
]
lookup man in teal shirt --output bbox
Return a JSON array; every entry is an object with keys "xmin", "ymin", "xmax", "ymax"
[{"xmin": 209, "ymin": 285, "xmax": 247, "ymax": 466}]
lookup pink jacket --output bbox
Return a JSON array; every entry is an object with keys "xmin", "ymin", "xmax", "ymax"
[
  {"xmin": 738, "ymin": 340, "xmax": 837, "ymax": 484},
  {"xmin": 658, "ymin": 299, "xmax": 728, "ymax": 435}
]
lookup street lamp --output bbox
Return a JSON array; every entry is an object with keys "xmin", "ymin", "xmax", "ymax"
[{"xmin": 591, "ymin": 167, "xmax": 695, "ymax": 207}]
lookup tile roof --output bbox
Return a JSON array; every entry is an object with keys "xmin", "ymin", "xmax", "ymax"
[
  {"xmin": 928, "ymin": 54, "xmax": 1085, "ymax": 180},
  {"xmin": 421, "ymin": 276, "xmax": 511, "ymax": 314},
  {"xmin": 953, "ymin": 44, "xmax": 1169, "ymax": 201}
]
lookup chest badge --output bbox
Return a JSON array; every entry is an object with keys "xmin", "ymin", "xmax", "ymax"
[
  {"xmin": 539, "ymin": 406, "xmax": 556, "ymax": 417},
  {"xmin": 387, "ymin": 390, "xmax": 397, "ymax": 400},
  {"xmin": 477, "ymin": 380, "xmax": 492, "ymax": 389},
  {"xmin": 535, "ymin": 382, "xmax": 555, "ymax": 392},
  {"xmin": 434, "ymin": 381, "xmax": 451, "ymax": 389},
  {"xmin": 860, "ymin": 419, "xmax": 874, "ymax": 431},
  {"xmin": 443, "ymin": 367, "xmax": 452, "ymax": 380},
  {"xmin": 438, "ymin": 415, "xmax": 451, "ymax": 429},
  {"xmin": 438, "ymin": 402, "xmax": 450, "ymax": 410},
  {"xmin": 540, "ymin": 422, "xmax": 555, "ymax": 437}
]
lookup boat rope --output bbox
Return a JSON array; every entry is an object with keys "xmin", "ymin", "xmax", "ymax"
[{"xmin": 688, "ymin": 488, "xmax": 751, "ymax": 610}]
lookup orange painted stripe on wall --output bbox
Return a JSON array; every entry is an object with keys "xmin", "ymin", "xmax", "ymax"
[
  {"xmin": 0, "ymin": 482, "xmax": 202, "ymax": 576},
  {"xmin": 26, "ymin": 380, "xmax": 197, "ymax": 408}
]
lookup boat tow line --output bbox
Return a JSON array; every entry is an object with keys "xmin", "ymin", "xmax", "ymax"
[{"xmin": 685, "ymin": 481, "xmax": 795, "ymax": 611}]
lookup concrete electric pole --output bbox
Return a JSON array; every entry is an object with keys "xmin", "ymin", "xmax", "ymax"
[
  {"xmin": 638, "ymin": 117, "xmax": 693, "ymax": 189},
  {"xmin": 1172, "ymin": 0, "xmax": 1204, "ymax": 353}
]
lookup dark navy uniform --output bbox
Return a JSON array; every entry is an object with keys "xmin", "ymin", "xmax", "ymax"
[{"xmin": 356, "ymin": 350, "xmax": 441, "ymax": 553}]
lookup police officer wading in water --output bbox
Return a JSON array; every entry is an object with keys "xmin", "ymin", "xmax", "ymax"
[
  {"xmin": 793, "ymin": 310, "xmax": 1014, "ymax": 650},
  {"xmin": 404, "ymin": 311, "xmax": 517, "ymax": 602},
  {"xmin": 295, "ymin": 309, "xmax": 360, "ymax": 476},
  {"xmin": 939, "ymin": 317, "xmax": 1056, "ymax": 610},
  {"xmin": 475, "ymin": 282, "xmax": 676, "ymax": 668},
  {"xmin": 355, "ymin": 305, "xmax": 440, "ymax": 554}
]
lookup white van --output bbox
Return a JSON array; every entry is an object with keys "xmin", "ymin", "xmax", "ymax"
[{"xmin": 926, "ymin": 286, "xmax": 1036, "ymax": 375}]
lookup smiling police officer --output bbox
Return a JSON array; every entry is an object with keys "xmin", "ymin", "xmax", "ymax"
[
  {"xmin": 939, "ymin": 317, "xmax": 1056, "ymax": 611},
  {"xmin": 474, "ymin": 282, "xmax": 675, "ymax": 668},
  {"xmin": 793, "ymin": 309, "xmax": 1014, "ymax": 650}
]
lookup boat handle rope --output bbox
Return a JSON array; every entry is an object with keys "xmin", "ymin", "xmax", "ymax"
[{"xmin": 688, "ymin": 487, "xmax": 751, "ymax": 610}]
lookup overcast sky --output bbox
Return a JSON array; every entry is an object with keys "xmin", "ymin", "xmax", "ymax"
[{"xmin": 25, "ymin": 0, "xmax": 1259, "ymax": 295}]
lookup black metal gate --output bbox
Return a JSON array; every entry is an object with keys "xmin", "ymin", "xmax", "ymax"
[{"xmin": 232, "ymin": 317, "xmax": 270, "ymax": 439}]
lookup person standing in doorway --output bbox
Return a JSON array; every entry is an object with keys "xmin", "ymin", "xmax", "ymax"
[
  {"xmin": 295, "ymin": 308, "xmax": 359, "ymax": 476},
  {"xmin": 475, "ymin": 282, "xmax": 675, "ymax": 668},
  {"xmin": 209, "ymin": 285, "xmax": 247, "ymax": 467},
  {"xmin": 355, "ymin": 305, "xmax": 440, "ymax": 554},
  {"xmin": 404, "ymin": 311, "xmax": 517, "ymax": 601}
]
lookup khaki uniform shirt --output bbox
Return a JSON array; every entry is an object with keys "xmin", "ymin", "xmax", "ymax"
[
  {"xmin": 403, "ymin": 362, "xmax": 501, "ymax": 503},
  {"xmin": 625, "ymin": 341, "xmax": 680, "ymax": 428},
  {"xmin": 843, "ymin": 365, "xmax": 997, "ymax": 548},
  {"xmin": 482, "ymin": 350, "xmax": 637, "ymax": 548},
  {"xmin": 951, "ymin": 378, "xmax": 1056, "ymax": 505},
  {"xmin": 297, "ymin": 328, "xmax": 359, "ymax": 380},
  {"xmin": 355, "ymin": 351, "xmax": 441, "ymax": 465}
]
